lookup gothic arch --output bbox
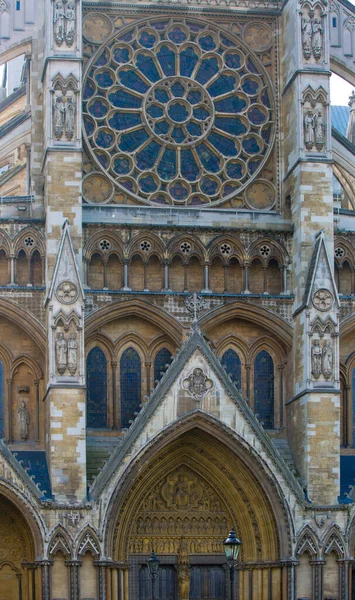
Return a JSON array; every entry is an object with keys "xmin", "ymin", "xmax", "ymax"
[
  {"xmin": 247, "ymin": 237, "xmax": 288, "ymax": 267},
  {"xmin": 114, "ymin": 333, "xmax": 149, "ymax": 363},
  {"xmin": 0, "ymin": 298, "xmax": 46, "ymax": 353},
  {"xmin": 0, "ymin": 229, "xmax": 11, "ymax": 256},
  {"xmin": 85, "ymin": 333, "xmax": 114, "ymax": 361},
  {"xmin": 215, "ymin": 334, "xmax": 249, "ymax": 365},
  {"xmin": 208, "ymin": 235, "xmax": 245, "ymax": 264},
  {"xmin": 76, "ymin": 525, "xmax": 101, "ymax": 559},
  {"xmin": 13, "ymin": 227, "xmax": 45, "ymax": 257},
  {"xmin": 84, "ymin": 230, "xmax": 124, "ymax": 262},
  {"xmin": 48, "ymin": 524, "xmax": 73, "ymax": 559},
  {"xmin": 167, "ymin": 233, "xmax": 206, "ymax": 263},
  {"xmin": 10, "ymin": 354, "xmax": 43, "ymax": 382},
  {"xmin": 127, "ymin": 232, "xmax": 166, "ymax": 261},
  {"xmin": 102, "ymin": 412, "xmax": 293, "ymax": 563},
  {"xmin": 322, "ymin": 525, "xmax": 345, "ymax": 559},
  {"xmin": 295, "ymin": 524, "xmax": 319, "ymax": 558},
  {"xmin": 249, "ymin": 336, "xmax": 286, "ymax": 365}
]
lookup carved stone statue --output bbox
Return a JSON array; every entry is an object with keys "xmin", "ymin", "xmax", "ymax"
[
  {"xmin": 312, "ymin": 17, "xmax": 323, "ymax": 59},
  {"xmin": 304, "ymin": 110, "xmax": 315, "ymax": 149},
  {"xmin": 18, "ymin": 400, "xmax": 29, "ymax": 440},
  {"xmin": 56, "ymin": 332, "xmax": 68, "ymax": 375},
  {"xmin": 65, "ymin": 2, "xmax": 76, "ymax": 46},
  {"xmin": 314, "ymin": 109, "xmax": 325, "ymax": 150},
  {"xmin": 53, "ymin": 95, "xmax": 65, "ymax": 139},
  {"xmin": 301, "ymin": 14, "xmax": 313, "ymax": 59},
  {"xmin": 68, "ymin": 333, "xmax": 78, "ymax": 376},
  {"xmin": 311, "ymin": 339, "xmax": 322, "ymax": 379},
  {"xmin": 65, "ymin": 96, "xmax": 76, "ymax": 140},
  {"xmin": 178, "ymin": 564, "xmax": 190, "ymax": 600},
  {"xmin": 53, "ymin": 1, "xmax": 65, "ymax": 45},
  {"xmin": 322, "ymin": 341, "xmax": 333, "ymax": 380},
  {"xmin": 182, "ymin": 368, "xmax": 213, "ymax": 401}
]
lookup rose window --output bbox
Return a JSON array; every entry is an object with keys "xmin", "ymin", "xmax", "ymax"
[{"xmin": 83, "ymin": 18, "xmax": 275, "ymax": 206}]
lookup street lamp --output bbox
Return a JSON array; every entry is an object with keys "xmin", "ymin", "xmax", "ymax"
[
  {"xmin": 223, "ymin": 527, "xmax": 242, "ymax": 600},
  {"xmin": 147, "ymin": 550, "xmax": 160, "ymax": 600}
]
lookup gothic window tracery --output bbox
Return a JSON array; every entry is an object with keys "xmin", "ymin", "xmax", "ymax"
[
  {"xmin": 120, "ymin": 347, "xmax": 141, "ymax": 429},
  {"xmin": 0, "ymin": 360, "xmax": 4, "ymax": 438},
  {"xmin": 154, "ymin": 348, "xmax": 173, "ymax": 384},
  {"xmin": 86, "ymin": 346, "xmax": 108, "ymax": 428},
  {"xmin": 254, "ymin": 350, "xmax": 274, "ymax": 429},
  {"xmin": 221, "ymin": 348, "xmax": 242, "ymax": 389},
  {"xmin": 83, "ymin": 18, "xmax": 275, "ymax": 207}
]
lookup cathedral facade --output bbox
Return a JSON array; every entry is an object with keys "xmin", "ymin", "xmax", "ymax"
[{"xmin": 0, "ymin": 0, "xmax": 355, "ymax": 598}]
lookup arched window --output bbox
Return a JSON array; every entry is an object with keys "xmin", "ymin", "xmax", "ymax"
[
  {"xmin": 254, "ymin": 350, "xmax": 274, "ymax": 429},
  {"xmin": 154, "ymin": 348, "xmax": 172, "ymax": 384},
  {"xmin": 352, "ymin": 366, "xmax": 355, "ymax": 448},
  {"xmin": 86, "ymin": 347, "xmax": 107, "ymax": 428},
  {"xmin": 0, "ymin": 360, "xmax": 4, "ymax": 438},
  {"xmin": 120, "ymin": 348, "xmax": 141, "ymax": 429},
  {"xmin": 221, "ymin": 349, "xmax": 241, "ymax": 390}
]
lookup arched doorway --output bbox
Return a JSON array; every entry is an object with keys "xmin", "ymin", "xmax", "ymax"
[
  {"xmin": 106, "ymin": 423, "xmax": 290, "ymax": 600},
  {"xmin": 0, "ymin": 494, "xmax": 36, "ymax": 600}
]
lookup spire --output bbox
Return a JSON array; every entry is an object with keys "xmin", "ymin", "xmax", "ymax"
[{"xmin": 346, "ymin": 90, "xmax": 355, "ymax": 146}]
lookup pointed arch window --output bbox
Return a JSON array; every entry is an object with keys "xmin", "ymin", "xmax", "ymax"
[
  {"xmin": 221, "ymin": 349, "xmax": 241, "ymax": 390},
  {"xmin": 86, "ymin": 347, "xmax": 107, "ymax": 428},
  {"xmin": 254, "ymin": 350, "xmax": 274, "ymax": 429},
  {"xmin": 0, "ymin": 360, "xmax": 4, "ymax": 437},
  {"xmin": 120, "ymin": 348, "xmax": 141, "ymax": 429},
  {"xmin": 154, "ymin": 348, "xmax": 172, "ymax": 384}
]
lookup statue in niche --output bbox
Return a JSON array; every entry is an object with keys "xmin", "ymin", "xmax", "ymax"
[
  {"xmin": 53, "ymin": 1, "xmax": 65, "ymax": 45},
  {"xmin": 178, "ymin": 564, "xmax": 190, "ymax": 600},
  {"xmin": 65, "ymin": 96, "xmax": 76, "ymax": 140},
  {"xmin": 314, "ymin": 109, "xmax": 325, "ymax": 150},
  {"xmin": 304, "ymin": 109, "xmax": 325, "ymax": 151},
  {"xmin": 304, "ymin": 110, "xmax": 315, "ymax": 149},
  {"xmin": 65, "ymin": 2, "xmax": 76, "ymax": 46},
  {"xmin": 311, "ymin": 339, "xmax": 322, "ymax": 379},
  {"xmin": 301, "ymin": 14, "xmax": 313, "ymax": 59},
  {"xmin": 18, "ymin": 400, "xmax": 29, "ymax": 440},
  {"xmin": 53, "ymin": 95, "xmax": 65, "ymax": 139},
  {"xmin": 312, "ymin": 17, "xmax": 323, "ymax": 59},
  {"xmin": 68, "ymin": 333, "xmax": 78, "ymax": 375},
  {"xmin": 322, "ymin": 341, "xmax": 333, "ymax": 380},
  {"xmin": 56, "ymin": 332, "xmax": 68, "ymax": 375}
]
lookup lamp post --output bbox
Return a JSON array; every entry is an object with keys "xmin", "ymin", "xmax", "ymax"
[
  {"xmin": 223, "ymin": 527, "xmax": 242, "ymax": 600},
  {"xmin": 147, "ymin": 550, "xmax": 160, "ymax": 600}
]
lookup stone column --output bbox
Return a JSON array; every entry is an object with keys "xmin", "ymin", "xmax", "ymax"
[
  {"xmin": 9, "ymin": 256, "xmax": 16, "ymax": 286},
  {"xmin": 95, "ymin": 561, "xmax": 110, "ymax": 600},
  {"xmin": 66, "ymin": 560, "xmax": 81, "ymax": 600},
  {"xmin": 122, "ymin": 260, "xmax": 131, "ymax": 291},
  {"xmin": 111, "ymin": 361, "xmax": 118, "ymax": 430},
  {"xmin": 202, "ymin": 263, "xmax": 211, "ymax": 293},
  {"xmin": 243, "ymin": 264, "xmax": 250, "ymax": 294},
  {"xmin": 310, "ymin": 559, "xmax": 325, "ymax": 600},
  {"xmin": 7, "ymin": 378, "xmax": 12, "ymax": 443},
  {"xmin": 280, "ymin": 559, "xmax": 297, "ymax": 600},
  {"xmin": 163, "ymin": 260, "xmax": 170, "ymax": 291},
  {"xmin": 34, "ymin": 379, "xmax": 40, "ymax": 443},
  {"xmin": 37, "ymin": 560, "xmax": 52, "ymax": 600}
]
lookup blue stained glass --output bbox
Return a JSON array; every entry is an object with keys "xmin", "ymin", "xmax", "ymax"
[
  {"xmin": 147, "ymin": 104, "xmax": 164, "ymax": 118},
  {"xmin": 187, "ymin": 90, "xmax": 201, "ymax": 104},
  {"xmin": 139, "ymin": 31, "xmax": 157, "ymax": 48},
  {"xmin": 157, "ymin": 46, "xmax": 176, "ymax": 76},
  {"xmin": 0, "ymin": 360, "xmax": 3, "ymax": 437},
  {"xmin": 179, "ymin": 47, "xmax": 199, "ymax": 77},
  {"xmin": 171, "ymin": 127, "xmax": 185, "ymax": 143},
  {"xmin": 139, "ymin": 174, "xmax": 158, "ymax": 193},
  {"xmin": 201, "ymin": 177, "xmax": 218, "ymax": 195},
  {"xmin": 153, "ymin": 20, "xmax": 169, "ymax": 30},
  {"xmin": 171, "ymin": 82, "xmax": 185, "ymax": 97},
  {"xmin": 223, "ymin": 183, "xmax": 239, "ymax": 196},
  {"xmin": 120, "ymin": 348, "xmax": 141, "ymax": 429},
  {"xmin": 247, "ymin": 57, "xmax": 259, "ymax": 74},
  {"xmin": 84, "ymin": 116, "xmax": 95, "ymax": 136},
  {"xmin": 95, "ymin": 50, "xmax": 109, "ymax": 66},
  {"xmin": 113, "ymin": 47, "xmax": 130, "ymax": 63},
  {"xmin": 154, "ymin": 348, "xmax": 172, "ymax": 383},
  {"xmin": 87, "ymin": 347, "xmax": 107, "ymax": 429},
  {"xmin": 261, "ymin": 89, "xmax": 271, "ymax": 108},
  {"xmin": 119, "ymin": 70, "xmax": 149, "ymax": 93},
  {"xmin": 136, "ymin": 54, "xmax": 160, "ymax": 82},
  {"xmin": 193, "ymin": 106, "xmax": 210, "ymax": 121},
  {"xmin": 168, "ymin": 102, "xmax": 189, "ymax": 123},
  {"xmin": 187, "ymin": 21, "xmax": 204, "ymax": 32},
  {"xmin": 196, "ymin": 57, "xmax": 219, "ymax": 85},
  {"xmin": 196, "ymin": 144, "xmax": 220, "ymax": 173},
  {"xmin": 215, "ymin": 117, "xmax": 247, "ymax": 135},
  {"xmin": 254, "ymin": 350, "xmax": 274, "ymax": 429},
  {"xmin": 155, "ymin": 120, "xmax": 170, "ymax": 135},
  {"xmin": 108, "ymin": 112, "xmax": 141, "ymax": 130},
  {"xmin": 154, "ymin": 88, "xmax": 169, "ymax": 103},
  {"xmin": 208, "ymin": 75, "xmax": 236, "ymax": 97},
  {"xmin": 225, "ymin": 52, "xmax": 241, "ymax": 69},
  {"xmin": 84, "ymin": 80, "xmax": 95, "ymax": 100},
  {"xmin": 95, "ymin": 151, "xmax": 109, "ymax": 169},
  {"xmin": 120, "ymin": 179, "xmax": 134, "ymax": 191},
  {"xmin": 214, "ymin": 95, "xmax": 247, "ymax": 113},
  {"xmin": 96, "ymin": 130, "xmax": 114, "ymax": 148},
  {"xmin": 95, "ymin": 71, "xmax": 114, "ymax": 88},
  {"xmin": 121, "ymin": 30, "xmax": 134, "ymax": 41},
  {"xmin": 242, "ymin": 137, "xmax": 261, "ymax": 154},
  {"xmin": 89, "ymin": 100, "xmax": 108, "ymax": 118},
  {"xmin": 158, "ymin": 148, "xmax": 177, "ymax": 180},
  {"xmin": 187, "ymin": 122, "xmax": 202, "ymax": 137},
  {"xmin": 113, "ymin": 156, "xmax": 131, "ymax": 174},
  {"xmin": 168, "ymin": 27, "xmax": 187, "ymax": 44},
  {"xmin": 119, "ymin": 128, "xmax": 149, "ymax": 152},
  {"xmin": 352, "ymin": 367, "xmax": 355, "ymax": 446},
  {"xmin": 108, "ymin": 89, "xmax": 142, "ymax": 109},
  {"xmin": 242, "ymin": 78, "xmax": 259, "ymax": 95},
  {"xmin": 248, "ymin": 107, "xmax": 266, "ymax": 125},
  {"xmin": 181, "ymin": 149, "xmax": 200, "ymax": 181},
  {"xmin": 248, "ymin": 158, "xmax": 262, "ymax": 174},
  {"xmin": 220, "ymin": 35, "xmax": 234, "ymax": 47},
  {"xmin": 226, "ymin": 161, "xmax": 244, "ymax": 179},
  {"xmin": 170, "ymin": 181, "xmax": 189, "ymax": 200},
  {"xmin": 221, "ymin": 349, "xmax": 242, "ymax": 388},
  {"xmin": 262, "ymin": 126, "xmax": 271, "ymax": 144},
  {"xmin": 208, "ymin": 131, "xmax": 238, "ymax": 156},
  {"xmin": 136, "ymin": 141, "xmax": 161, "ymax": 170},
  {"xmin": 199, "ymin": 34, "xmax": 216, "ymax": 51}
]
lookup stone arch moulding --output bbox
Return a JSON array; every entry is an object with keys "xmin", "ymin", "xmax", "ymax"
[
  {"xmin": 48, "ymin": 524, "xmax": 73, "ymax": 559},
  {"xmin": 100, "ymin": 412, "xmax": 295, "ymax": 563},
  {"xmin": 75, "ymin": 526, "xmax": 101, "ymax": 559},
  {"xmin": 0, "ymin": 298, "xmax": 46, "ymax": 354}
]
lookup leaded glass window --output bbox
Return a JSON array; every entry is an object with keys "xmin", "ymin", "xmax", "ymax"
[
  {"xmin": 139, "ymin": 565, "xmax": 177, "ymax": 600},
  {"xmin": 254, "ymin": 350, "xmax": 274, "ymax": 429},
  {"xmin": 154, "ymin": 348, "xmax": 172, "ymax": 384},
  {"xmin": 190, "ymin": 566, "xmax": 226, "ymax": 599},
  {"xmin": 83, "ymin": 18, "xmax": 275, "ymax": 207},
  {"xmin": 221, "ymin": 349, "xmax": 242, "ymax": 390},
  {"xmin": 352, "ymin": 367, "xmax": 355, "ymax": 447},
  {"xmin": 86, "ymin": 347, "xmax": 108, "ymax": 428},
  {"xmin": 0, "ymin": 360, "xmax": 4, "ymax": 437},
  {"xmin": 120, "ymin": 347, "xmax": 141, "ymax": 429}
]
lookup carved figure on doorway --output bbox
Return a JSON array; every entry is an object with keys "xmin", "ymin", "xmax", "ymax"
[
  {"xmin": 53, "ymin": 94, "xmax": 65, "ymax": 139},
  {"xmin": 178, "ymin": 564, "xmax": 190, "ymax": 600},
  {"xmin": 311, "ymin": 339, "xmax": 322, "ymax": 379},
  {"xmin": 68, "ymin": 333, "xmax": 78, "ymax": 375},
  {"xmin": 301, "ymin": 14, "xmax": 313, "ymax": 59},
  {"xmin": 312, "ymin": 17, "xmax": 323, "ymax": 59},
  {"xmin": 65, "ymin": 96, "xmax": 76, "ymax": 140},
  {"xmin": 18, "ymin": 400, "xmax": 29, "ymax": 440},
  {"xmin": 54, "ymin": 1, "xmax": 65, "ymax": 45},
  {"xmin": 65, "ymin": 2, "xmax": 76, "ymax": 46},
  {"xmin": 322, "ymin": 341, "xmax": 333, "ymax": 380},
  {"xmin": 182, "ymin": 368, "xmax": 213, "ymax": 401},
  {"xmin": 56, "ymin": 332, "xmax": 68, "ymax": 374}
]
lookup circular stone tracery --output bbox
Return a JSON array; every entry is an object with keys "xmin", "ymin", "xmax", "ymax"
[{"xmin": 83, "ymin": 18, "xmax": 275, "ymax": 206}]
